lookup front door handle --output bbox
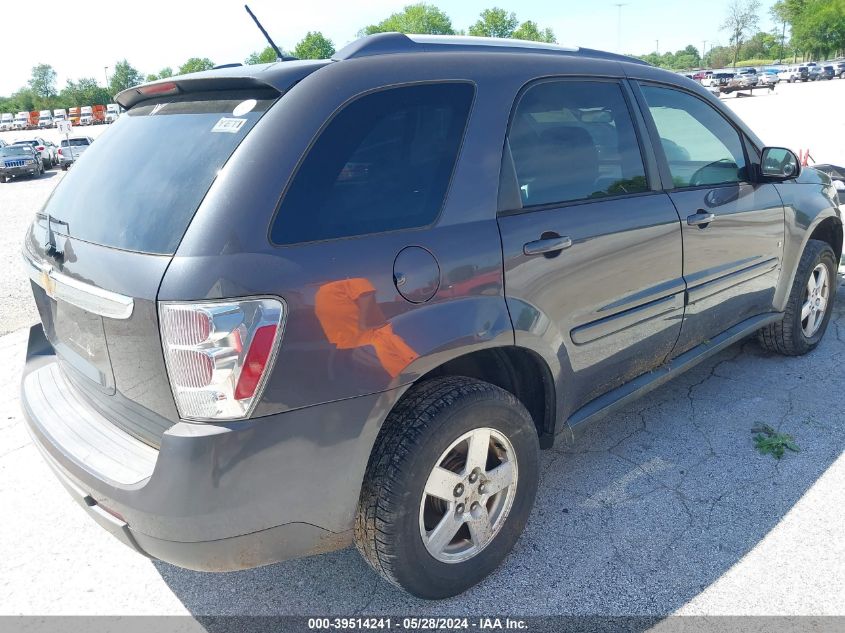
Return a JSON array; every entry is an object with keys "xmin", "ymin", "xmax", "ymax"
[
  {"xmin": 687, "ymin": 211, "xmax": 716, "ymax": 227},
  {"xmin": 523, "ymin": 235, "xmax": 572, "ymax": 256}
]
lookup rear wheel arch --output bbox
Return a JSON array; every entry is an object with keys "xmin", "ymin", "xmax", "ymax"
[{"xmin": 407, "ymin": 346, "xmax": 557, "ymax": 449}]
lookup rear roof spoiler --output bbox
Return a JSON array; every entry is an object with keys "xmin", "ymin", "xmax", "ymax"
[{"xmin": 115, "ymin": 59, "xmax": 331, "ymax": 110}]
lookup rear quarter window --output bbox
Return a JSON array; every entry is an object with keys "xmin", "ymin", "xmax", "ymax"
[{"xmin": 270, "ymin": 82, "xmax": 474, "ymax": 245}]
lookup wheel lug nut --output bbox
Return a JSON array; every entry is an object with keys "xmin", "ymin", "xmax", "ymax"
[
  {"xmin": 468, "ymin": 472, "xmax": 478, "ymax": 483},
  {"xmin": 479, "ymin": 484, "xmax": 487, "ymax": 494},
  {"xmin": 471, "ymin": 502, "xmax": 480, "ymax": 511},
  {"xmin": 456, "ymin": 503, "xmax": 465, "ymax": 514},
  {"xmin": 453, "ymin": 483, "xmax": 464, "ymax": 497}
]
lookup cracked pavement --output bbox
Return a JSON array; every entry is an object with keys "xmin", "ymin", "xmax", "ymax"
[{"xmin": 1, "ymin": 277, "xmax": 843, "ymax": 617}]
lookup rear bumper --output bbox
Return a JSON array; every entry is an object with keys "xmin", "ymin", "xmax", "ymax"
[{"xmin": 21, "ymin": 325, "xmax": 399, "ymax": 571}]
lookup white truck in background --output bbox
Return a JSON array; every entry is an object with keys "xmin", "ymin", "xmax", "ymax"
[
  {"xmin": 105, "ymin": 103, "xmax": 120, "ymax": 123},
  {"xmin": 0, "ymin": 113, "xmax": 13, "ymax": 130},
  {"xmin": 38, "ymin": 110, "xmax": 54, "ymax": 128},
  {"xmin": 80, "ymin": 105, "xmax": 93, "ymax": 126},
  {"xmin": 53, "ymin": 109, "xmax": 67, "ymax": 127},
  {"xmin": 13, "ymin": 112, "xmax": 29, "ymax": 130}
]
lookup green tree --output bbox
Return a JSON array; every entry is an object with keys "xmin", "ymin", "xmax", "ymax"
[
  {"xmin": 791, "ymin": 0, "xmax": 845, "ymax": 59},
  {"xmin": 512, "ymin": 20, "xmax": 556, "ymax": 43},
  {"xmin": 28, "ymin": 64, "xmax": 57, "ymax": 101},
  {"xmin": 3, "ymin": 88, "xmax": 36, "ymax": 112},
  {"xmin": 721, "ymin": 0, "xmax": 762, "ymax": 66},
  {"xmin": 360, "ymin": 3, "xmax": 455, "ymax": 36},
  {"xmin": 110, "ymin": 59, "xmax": 144, "ymax": 94},
  {"xmin": 61, "ymin": 78, "xmax": 112, "ymax": 106},
  {"xmin": 469, "ymin": 7, "xmax": 518, "ymax": 37},
  {"xmin": 245, "ymin": 45, "xmax": 281, "ymax": 64},
  {"xmin": 293, "ymin": 31, "xmax": 336, "ymax": 59},
  {"xmin": 742, "ymin": 31, "xmax": 780, "ymax": 58},
  {"xmin": 704, "ymin": 45, "xmax": 737, "ymax": 68},
  {"xmin": 146, "ymin": 67, "xmax": 173, "ymax": 81},
  {"xmin": 178, "ymin": 57, "xmax": 215, "ymax": 75}
]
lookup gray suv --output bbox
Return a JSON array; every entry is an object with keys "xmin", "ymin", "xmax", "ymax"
[{"xmin": 20, "ymin": 34, "xmax": 842, "ymax": 599}]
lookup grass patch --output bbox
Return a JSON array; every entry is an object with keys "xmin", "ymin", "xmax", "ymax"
[{"xmin": 752, "ymin": 424, "xmax": 800, "ymax": 459}]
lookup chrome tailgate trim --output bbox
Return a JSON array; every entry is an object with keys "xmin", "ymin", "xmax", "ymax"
[{"xmin": 22, "ymin": 249, "xmax": 134, "ymax": 320}]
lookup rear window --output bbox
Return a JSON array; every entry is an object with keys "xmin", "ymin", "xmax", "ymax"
[
  {"xmin": 61, "ymin": 138, "xmax": 90, "ymax": 147},
  {"xmin": 271, "ymin": 82, "xmax": 474, "ymax": 245},
  {"xmin": 40, "ymin": 90, "xmax": 274, "ymax": 254}
]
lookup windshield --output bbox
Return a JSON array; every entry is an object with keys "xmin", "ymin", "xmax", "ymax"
[
  {"xmin": 41, "ymin": 90, "xmax": 275, "ymax": 254},
  {"xmin": 61, "ymin": 138, "xmax": 90, "ymax": 147},
  {"xmin": 1, "ymin": 146, "xmax": 31, "ymax": 157}
]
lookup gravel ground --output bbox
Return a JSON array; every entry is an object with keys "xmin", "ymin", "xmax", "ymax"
[{"xmin": 0, "ymin": 79, "xmax": 843, "ymax": 622}]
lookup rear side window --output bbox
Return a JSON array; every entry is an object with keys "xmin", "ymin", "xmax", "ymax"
[
  {"xmin": 40, "ymin": 90, "xmax": 274, "ymax": 254},
  {"xmin": 506, "ymin": 80, "xmax": 649, "ymax": 208},
  {"xmin": 271, "ymin": 83, "xmax": 474, "ymax": 245},
  {"xmin": 640, "ymin": 85, "xmax": 747, "ymax": 188}
]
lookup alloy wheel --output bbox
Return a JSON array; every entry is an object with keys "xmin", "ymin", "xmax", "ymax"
[
  {"xmin": 801, "ymin": 263, "xmax": 830, "ymax": 337},
  {"xmin": 419, "ymin": 427, "xmax": 518, "ymax": 564}
]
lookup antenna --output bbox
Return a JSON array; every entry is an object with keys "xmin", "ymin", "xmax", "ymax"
[{"xmin": 244, "ymin": 4, "xmax": 285, "ymax": 61}]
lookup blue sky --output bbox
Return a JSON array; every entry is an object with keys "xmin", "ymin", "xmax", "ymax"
[{"xmin": 2, "ymin": 0, "xmax": 780, "ymax": 96}]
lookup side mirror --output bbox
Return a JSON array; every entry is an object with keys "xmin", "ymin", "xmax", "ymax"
[{"xmin": 761, "ymin": 147, "xmax": 800, "ymax": 180}]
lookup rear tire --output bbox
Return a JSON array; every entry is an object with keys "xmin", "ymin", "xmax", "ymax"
[
  {"xmin": 758, "ymin": 239, "xmax": 837, "ymax": 356},
  {"xmin": 355, "ymin": 376, "xmax": 539, "ymax": 599}
]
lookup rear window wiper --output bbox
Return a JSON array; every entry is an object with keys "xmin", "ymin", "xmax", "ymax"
[{"xmin": 35, "ymin": 212, "xmax": 70, "ymax": 257}]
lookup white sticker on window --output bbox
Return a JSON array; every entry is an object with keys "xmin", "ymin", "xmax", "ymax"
[
  {"xmin": 233, "ymin": 99, "xmax": 257, "ymax": 117},
  {"xmin": 212, "ymin": 117, "xmax": 247, "ymax": 133}
]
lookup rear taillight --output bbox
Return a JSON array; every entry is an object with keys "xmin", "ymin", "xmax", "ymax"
[
  {"xmin": 159, "ymin": 298, "xmax": 285, "ymax": 421},
  {"xmin": 36, "ymin": 145, "xmax": 44, "ymax": 151},
  {"xmin": 57, "ymin": 148, "xmax": 62, "ymax": 155}
]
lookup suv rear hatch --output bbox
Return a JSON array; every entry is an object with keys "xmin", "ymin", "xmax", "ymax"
[{"xmin": 23, "ymin": 83, "xmax": 286, "ymax": 447}]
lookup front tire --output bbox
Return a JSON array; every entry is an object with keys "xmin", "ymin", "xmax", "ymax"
[
  {"xmin": 758, "ymin": 239, "xmax": 837, "ymax": 355},
  {"xmin": 355, "ymin": 376, "xmax": 539, "ymax": 599}
]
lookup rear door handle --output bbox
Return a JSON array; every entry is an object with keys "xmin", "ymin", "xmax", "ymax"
[
  {"xmin": 523, "ymin": 235, "xmax": 572, "ymax": 256},
  {"xmin": 687, "ymin": 211, "xmax": 716, "ymax": 226}
]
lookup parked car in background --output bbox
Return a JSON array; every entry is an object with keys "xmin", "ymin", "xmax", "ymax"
[
  {"xmin": 38, "ymin": 110, "xmax": 54, "ymax": 129},
  {"xmin": 13, "ymin": 138, "xmax": 57, "ymax": 168},
  {"xmin": 18, "ymin": 33, "xmax": 843, "ymax": 599},
  {"xmin": 819, "ymin": 66, "xmax": 835, "ymax": 80},
  {"xmin": 758, "ymin": 68, "xmax": 780, "ymax": 86},
  {"xmin": 57, "ymin": 136, "xmax": 93, "ymax": 169},
  {"xmin": 836, "ymin": 62, "xmax": 845, "ymax": 78},
  {"xmin": 0, "ymin": 113, "xmax": 13, "ymax": 130},
  {"xmin": 736, "ymin": 67, "xmax": 758, "ymax": 87},
  {"xmin": 808, "ymin": 66, "xmax": 822, "ymax": 81},
  {"xmin": 106, "ymin": 103, "xmax": 120, "ymax": 123},
  {"xmin": 0, "ymin": 144, "xmax": 43, "ymax": 182},
  {"xmin": 702, "ymin": 70, "xmax": 736, "ymax": 91},
  {"xmin": 778, "ymin": 65, "xmax": 809, "ymax": 82}
]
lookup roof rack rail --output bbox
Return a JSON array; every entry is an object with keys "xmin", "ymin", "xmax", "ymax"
[{"xmin": 333, "ymin": 32, "xmax": 647, "ymax": 65}]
